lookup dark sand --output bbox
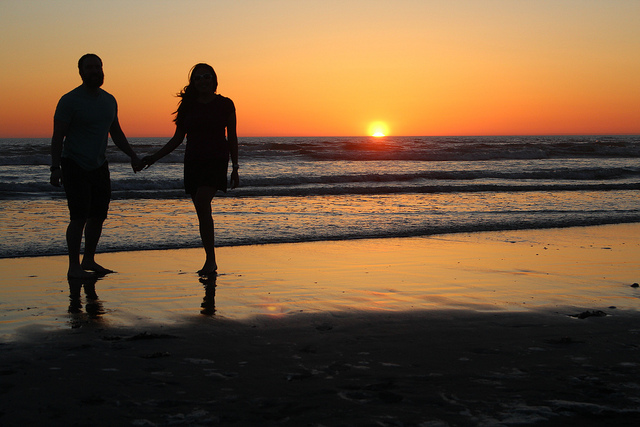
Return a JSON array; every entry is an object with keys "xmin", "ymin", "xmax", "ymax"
[{"xmin": 1, "ymin": 224, "xmax": 639, "ymax": 426}]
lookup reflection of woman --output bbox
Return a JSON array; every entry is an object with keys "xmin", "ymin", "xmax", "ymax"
[
  {"xmin": 142, "ymin": 64, "xmax": 238, "ymax": 276},
  {"xmin": 200, "ymin": 275, "xmax": 217, "ymax": 316}
]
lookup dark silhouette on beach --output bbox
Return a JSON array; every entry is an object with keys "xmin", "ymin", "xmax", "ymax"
[
  {"xmin": 50, "ymin": 53, "xmax": 142, "ymax": 279},
  {"xmin": 67, "ymin": 276, "xmax": 105, "ymax": 327},
  {"xmin": 200, "ymin": 275, "xmax": 217, "ymax": 316},
  {"xmin": 140, "ymin": 63, "xmax": 239, "ymax": 276}
]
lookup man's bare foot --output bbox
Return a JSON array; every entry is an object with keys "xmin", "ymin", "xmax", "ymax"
[
  {"xmin": 68, "ymin": 265, "xmax": 97, "ymax": 280},
  {"xmin": 197, "ymin": 260, "xmax": 217, "ymax": 277},
  {"xmin": 81, "ymin": 261, "xmax": 114, "ymax": 276}
]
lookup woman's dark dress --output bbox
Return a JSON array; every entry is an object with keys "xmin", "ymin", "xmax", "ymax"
[{"xmin": 178, "ymin": 94, "xmax": 235, "ymax": 195}]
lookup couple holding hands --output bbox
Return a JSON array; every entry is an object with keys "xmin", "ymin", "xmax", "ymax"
[{"xmin": 51, "ymin": 55, "xmax": 238, "ymax": 279}]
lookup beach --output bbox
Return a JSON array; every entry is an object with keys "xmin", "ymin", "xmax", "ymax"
[
  {"xmin": 1, "ymin": 224, "xmax": 639, "ymax": 425},
  {"xmin": 3, "ymin": 0, "xmax": 640, "ymax": 422}
]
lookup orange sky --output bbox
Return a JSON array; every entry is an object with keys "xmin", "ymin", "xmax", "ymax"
[{"xmin": 1, "ymin": 0, "xmax": 639, "ymax": 137}]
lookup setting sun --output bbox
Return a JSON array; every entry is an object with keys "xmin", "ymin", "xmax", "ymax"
[{"xmin": 369, "ymin": 121, "xmax": 389, "ymax": 137}]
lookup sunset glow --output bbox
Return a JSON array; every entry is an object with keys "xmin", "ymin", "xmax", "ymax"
[
  {"xmin": 0, "ymin": 1, "xmax": 639, "ymax": 137},
  {"xmin": 369, "ymin": 121, "xmax": 389, "ymax": 137}
]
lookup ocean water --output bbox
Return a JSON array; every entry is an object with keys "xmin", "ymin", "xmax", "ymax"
[{"xmin": 1, "ymin": 135, "xmax": 639, "ymax": 258}]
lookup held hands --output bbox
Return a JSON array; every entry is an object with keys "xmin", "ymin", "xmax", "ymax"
[
  {"xmin": 131, "ymin": 155, "xmax": 155, "ymax": 172},
  {"xmin": 141, "ymin": 155, "xmax": 155, "ymax": 170},
  {"xmin": 131, "ymin": 155, "xmax": 144, "ymax": 173}
]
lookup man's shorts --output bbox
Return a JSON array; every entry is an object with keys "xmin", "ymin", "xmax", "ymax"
[{"xmin": 61, "ymin": 158, "xmax": 111, "ymax": 221}]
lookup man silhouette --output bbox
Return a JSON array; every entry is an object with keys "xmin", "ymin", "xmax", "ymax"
[{"xmin": 50, "ymin": 53, "xmax": 141, "ymax": 278}]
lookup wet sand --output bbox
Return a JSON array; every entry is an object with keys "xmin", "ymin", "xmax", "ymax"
[{"xmin": 1, "ymin": 224, "xmax": 640, "ymax": 425}]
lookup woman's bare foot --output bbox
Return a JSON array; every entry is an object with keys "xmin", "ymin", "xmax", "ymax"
[
  {"xmin": 81, "ymin": 260, "xmax": 114, "ymax": 276},
  {"xmin": 197, "ymin": 260, "xmax": 218, "ymax": 277}
]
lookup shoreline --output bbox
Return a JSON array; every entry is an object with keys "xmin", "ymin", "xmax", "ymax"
[
  {"xmin": 2, "ymin": 223, "xmax": 639, "ymax": 339},
  {"xmin": 0, "ymin": 224, "xmax": 640, "ymax": 427},
  {"xmin": 3, "ymin": 219, "xmax": 640, "ymax": 261},
  {"xmin": 1, "ymin": 223, "xmax": 640, "ymax": 425}
]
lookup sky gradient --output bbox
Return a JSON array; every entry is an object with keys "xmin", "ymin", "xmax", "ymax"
[{"xmin": 1, "ymin": 0, "xmax": 639, "ymax": 137}]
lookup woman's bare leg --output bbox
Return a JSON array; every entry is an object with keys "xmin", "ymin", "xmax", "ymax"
[{"xmin": 192, "ymin": 186, "xmax": 218, "ymax": 275}]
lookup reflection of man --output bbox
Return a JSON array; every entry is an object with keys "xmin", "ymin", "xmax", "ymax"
[{"xmin": 50, "ymin": 53, "xmax": 141, "ymax": 279}]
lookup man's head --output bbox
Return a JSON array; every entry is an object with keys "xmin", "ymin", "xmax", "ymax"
[{"xmin": 78, "ymin": 54, "xmax": 104, "ymax": 88}]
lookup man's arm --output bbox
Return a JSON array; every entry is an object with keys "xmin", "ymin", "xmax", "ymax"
[
  {"xmin": 50, "ymin": 120, "xmax": 69, "ymax": 187},
  {"xmin": 109, "ymin": 116, "xmax": 141, "ymax": 171}
]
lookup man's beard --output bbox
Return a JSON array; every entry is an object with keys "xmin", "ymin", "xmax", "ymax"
[{"xmin": 82, "ymin": 73, "xmax": 104, "ymax": 88}]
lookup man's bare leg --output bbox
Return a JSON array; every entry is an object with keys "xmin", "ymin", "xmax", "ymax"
[
  {"xmin": 67, "ymin": 219, "xmax": 94, "ymax": 279},
  {"xmin": 81, "ymin": 217, "xmax": 113, "ymax": 275}
]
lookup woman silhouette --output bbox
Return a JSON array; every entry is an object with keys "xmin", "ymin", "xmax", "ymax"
[{"xmin": 142, "ymin": 64, "xmax": 238, "ymax": 276}]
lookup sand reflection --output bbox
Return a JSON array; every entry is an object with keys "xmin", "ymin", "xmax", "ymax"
[
  {"xmin": 199, "ymin": 275, "xmax": 217, "ymax": 316},
  {"xmin": 1, "ymin": 224, "xmax": 639, "ymax": 341},
  {"xmin": 68, "ymin": 276, "xmax": 106, "ymax": 328}
]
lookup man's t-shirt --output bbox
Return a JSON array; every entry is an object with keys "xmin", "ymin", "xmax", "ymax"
[{"xmin": 54, "ymin": 85, "xmax": 117, "ymax": 170}]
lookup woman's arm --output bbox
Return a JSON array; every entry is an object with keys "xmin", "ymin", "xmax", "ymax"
[
  {"xmin": 145, "ymin": 126, "xmax": 186, "ymax": 167},
  {"xmin": 227, "ymin": 110, "xmax": 239, "ymax": 188}
]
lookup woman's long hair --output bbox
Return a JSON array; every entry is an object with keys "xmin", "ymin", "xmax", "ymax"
[{"xmin": 174, "ymin": 63, "xmax": 218, "ymax": 125}]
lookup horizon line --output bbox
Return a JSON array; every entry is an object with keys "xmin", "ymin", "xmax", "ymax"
[{"xmin": 1, "ymin": 133, "xmax": 639, "ymax": 139}]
